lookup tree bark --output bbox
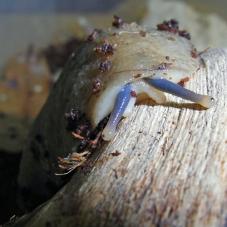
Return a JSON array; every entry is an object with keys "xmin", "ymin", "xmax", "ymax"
[{"xmin": 11, "ymin": 48, "xmax": 227, "ymax": 227}]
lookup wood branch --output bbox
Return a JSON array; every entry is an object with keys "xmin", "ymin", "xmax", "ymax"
[{"xmin": 12, "ymin": 48, "xmax": 227, "ymax": 227}]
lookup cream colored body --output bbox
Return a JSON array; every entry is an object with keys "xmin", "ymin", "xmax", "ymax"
[{"xmin": 87, "ymin": 23, "xmax": 201, "ymax": 127}]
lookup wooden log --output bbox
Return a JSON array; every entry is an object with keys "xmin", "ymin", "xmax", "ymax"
[{"xmin": 12, "ymin": 48, "xmax": 227, "ymax": 227}]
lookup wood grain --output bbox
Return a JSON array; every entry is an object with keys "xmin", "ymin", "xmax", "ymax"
[{"xmin": 12, "ymin": 48, "xmax": 227, "ymax": 227}]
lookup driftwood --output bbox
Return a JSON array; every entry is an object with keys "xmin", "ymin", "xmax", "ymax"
[{"xmin": 12, "ymin": 48, "xmax": 227, "ymax": 227}]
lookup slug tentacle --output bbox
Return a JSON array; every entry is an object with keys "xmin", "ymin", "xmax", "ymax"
[
  {"xmin": 144, "ymin": 76, "xmax": 214, "ymax": 108},
  {"xmin": 102, "ymin": 83, "xmax": 133, "ymax": 141}
]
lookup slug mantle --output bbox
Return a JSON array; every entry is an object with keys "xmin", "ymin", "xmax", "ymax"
[{"xmin": 85, "ymin": 20, "xmax": 213, "ymax": 139}]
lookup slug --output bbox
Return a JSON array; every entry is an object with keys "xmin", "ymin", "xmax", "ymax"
[
  {"xmin": 57, "ymin": 18, "xmax": 215, "ymax": 173},
  {"xmin": 84, "ymin": 19, "xmax": 214, "ymax": 141}
]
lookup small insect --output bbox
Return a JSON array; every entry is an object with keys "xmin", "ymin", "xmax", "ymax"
[{"xmin": 58, "ymin": 18, "xmax": 214, "ymax": 173}]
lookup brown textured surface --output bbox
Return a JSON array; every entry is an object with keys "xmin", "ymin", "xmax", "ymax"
[{"xmin": 12, "ymin": 49, "xmax": 227, "ymax": 227}]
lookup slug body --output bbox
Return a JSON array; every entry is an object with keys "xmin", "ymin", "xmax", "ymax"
[{"xmin": 77, "ymin": 22, "xmax": 214, "ymax": 141}]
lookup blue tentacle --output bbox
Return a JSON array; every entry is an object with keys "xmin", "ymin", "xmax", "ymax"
[
  {"xmin": 102, "ymin": 83, "xmax": 132, "ymax": 141},
  {"xmin": 144, "ymin": 76, "xmax": 214, "ymax": 108}
]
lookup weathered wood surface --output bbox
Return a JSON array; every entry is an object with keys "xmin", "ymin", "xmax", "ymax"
[{"xmin": 12, "ymin": 49, "xmax": 227, "ymax": 227}]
